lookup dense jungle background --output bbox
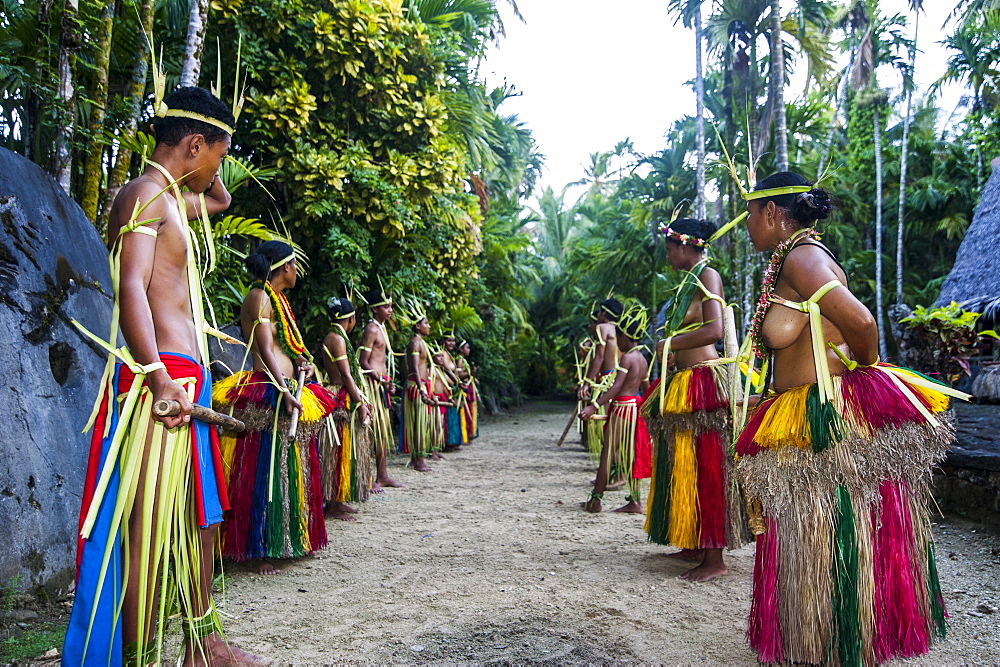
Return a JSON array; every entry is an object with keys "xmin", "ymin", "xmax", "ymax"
[{"xmin": 3, "ymin": 0, "xmax": 1000, "ymax": 401}]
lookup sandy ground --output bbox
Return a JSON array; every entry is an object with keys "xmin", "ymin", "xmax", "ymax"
[{"xmin": 217, "ymin": 400, "xmax": 1000, "ymax": 664}]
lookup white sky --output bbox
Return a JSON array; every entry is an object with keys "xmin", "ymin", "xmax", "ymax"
[{"xmin": 481, "ymin": 1, "xmax": 965, "ymax": 198}]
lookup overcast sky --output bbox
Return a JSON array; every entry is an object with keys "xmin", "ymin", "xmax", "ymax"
[{"xmin": 481, "ymin": 1, "xmax": 964, "ymax": 199}]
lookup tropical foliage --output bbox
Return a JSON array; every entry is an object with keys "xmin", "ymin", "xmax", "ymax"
[
  {"xmin": 519, "ymin": 0, "xmax": 999, "ymax": 389},
  {"xmin": 4, "ymin": 0, "xmax": 999, "ymax": 396},
  {"xmin": 0, "ymin": 0, "xmax": 540, "ymax": 404}
]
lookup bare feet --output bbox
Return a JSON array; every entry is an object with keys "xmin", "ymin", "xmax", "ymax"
[
  {"xmin": 409, "ymin": 457, "xmax": 433, "ymax": 472},
  {"xmin": 444, "ymin": 445, "xmax": 463, "ymax": 452},
  {"xmin": 678, "ymin": 561, "xmax": 728, "ymax": 582},
  {"xmin": 612, "ymin": 500, "xmax": 644, "ymax": 514},
  {"xmin": 371, "ymin": 481, "xmax": 385, "ymax": 494},
  {"xmin": 377, "ymin": 476, "xmax": 403, "ymax": 488},
  {"xmin": 187, "ymin": 633, "xmax": 271, "ymax": 666},
  {"xmin": 254, "ymin": 561, "xmax": 281, "ymax": 575},
  {"xmin": 325, "ymin": 502, "xmax": 358, "ymax": 521},
  {"xmin": 677, "ymin": 548, "xmax": 726, "ymax": 581},
  {"xmin": 583, "ymin": 497, "xmax": 602, "ymax": 513},
  {"xmin": 606, "ymin": 479, "xmax": 625, "ymax": 491},
  {"xmin": 430, "ymin": 451, "xmax": 445, "ymax": 460},
  {"xmin": 662, "ymin": 549, "xmax": 703, "ymax": 562}
]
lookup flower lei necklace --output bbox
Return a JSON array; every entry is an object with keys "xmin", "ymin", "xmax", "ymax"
[
  {"xmin": 256, "ymin": 280, "xmax": 308, "ymax": 360},
  {"xmin": 747, "ymin": 227, "xmax": 821, "ymax": 358}
]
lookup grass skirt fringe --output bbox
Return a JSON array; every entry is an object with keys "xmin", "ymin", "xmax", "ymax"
[
  {"xmin": 64, "ymin": 354, "xmax": 229, "ymax": 664},
  {"xmin": 213, "ymin": 370, "xmax": 334, "ymax": 561},
  {"xmin": 363, "ymin": 375, "xmax": 393, "ymax": 460},
  {"xmin": 319, "ymin": 385, "xmax": 372, "ymax": 504},
  {"xmin": 403, "ymin": 379, "xmax": 434, "ymax": 457},
  {"xmin": 737, "ymin": 363, "xmax": 953, "ymax": 665},
  {"xmin": 641, "ymin": 363, "xmax": 749, "ymax": 550}
]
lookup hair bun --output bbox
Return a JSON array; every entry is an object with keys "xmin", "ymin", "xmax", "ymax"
[
  {"xmin": 794, "ymin": 188, "xmax": 833, "ymax": 222},
  {"xmin": 245, "ymin": 252, "xmax": 270, "ymax": 280}
]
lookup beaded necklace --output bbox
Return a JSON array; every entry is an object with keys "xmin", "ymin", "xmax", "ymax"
[
  {"xmin": 748, "ymin": 227, "xmax": 821, "ymax": 358},
  {"xmin": 256, "ymin": 280, "xmax": 308, "ymax": 360}
]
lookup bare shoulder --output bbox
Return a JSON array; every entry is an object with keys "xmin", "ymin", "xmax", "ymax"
[
  {"xmin": 242, "ymin": 287, "xmax": 270, "ymax": 319},
  {"xmin": 625, "ymin": 347, "xmax": 646, "ymax": 371},
  {"xmin": 324, "ymin": 330, "xmax": 346, "ymax": 352},
  {"xmin": 781, "ymin": 243, "xmax": 844, "ymax": 298},
  {"xmin": 784, "ymin": 243, "xmax": 842, "ymax": 277},
  {"xmin": 700, "ymin": 266, "xmax": 724, "ymax": 296},
  {"xmin": 110, "ymin": 177, "xmax": 174, "ymax": 240}
]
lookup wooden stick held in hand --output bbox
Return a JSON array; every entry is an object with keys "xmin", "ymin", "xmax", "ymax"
[
  {"xmin": 153, "ymin": 400, "xmax": 246, "ymax": 432},
  {"xmin": 287, "ymin": 369, "xmax": 307, "ymax": 439},
  {"xmin": 555, "ymin": 406, "xmax": 578, "ymax": 447}
]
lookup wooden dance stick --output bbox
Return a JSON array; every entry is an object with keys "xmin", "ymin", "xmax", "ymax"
[
  {"xmin": 153, "ymin": 400, "xmax": 246, "ymax": 433},
  {"xmin": 287, "ymin": 369, "xmax": 307, "ymax": 439},
  {"xmin": 555, "ymin": 406, "xmax": 578, "ymax": 448}
]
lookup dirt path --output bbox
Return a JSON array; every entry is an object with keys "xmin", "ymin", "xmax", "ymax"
[{"xmin": 219, "ymin": 401, "xmax": 1000, "ymax": 664}]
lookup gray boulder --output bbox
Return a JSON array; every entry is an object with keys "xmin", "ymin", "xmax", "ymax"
[{"xmin": 0, "ymin": 148, "xmax": 112, "ymax": 596}]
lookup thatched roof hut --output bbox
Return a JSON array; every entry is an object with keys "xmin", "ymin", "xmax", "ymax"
[{"xmin": 936, "ymin": 159, "xmax": 1000, "ymax": 322}]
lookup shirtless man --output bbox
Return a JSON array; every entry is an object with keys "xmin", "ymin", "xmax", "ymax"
[
  {"xmin": 580, "ymin": 298, "xmax": 623, "ymax": 400},
  {"xmin": 579, "ymin": 304, "xmax": 650, "ymax": 513},
  {"xmin": 404, "ymin": 316, "xmax": 437, "ymax": 471},
  {"xmin": 322, "ymin": 298, "xmax": 373, "ymax": 520},
  {"xmin": 64, "ymin": 86, "xmax": 265, "ymax": 664},
  {"xmin": 358, "ymin": 289, "xmax": 402, "ymax": 490}
]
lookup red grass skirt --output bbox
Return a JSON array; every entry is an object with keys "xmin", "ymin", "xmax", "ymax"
[{"xmin": 736, "ymin": 364, "xmax": 953, "ymax": 664}]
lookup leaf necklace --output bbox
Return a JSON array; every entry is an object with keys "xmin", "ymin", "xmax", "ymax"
[{"xmin": 256, "ymin": 280, "xmax": 308, "ymax": 360}]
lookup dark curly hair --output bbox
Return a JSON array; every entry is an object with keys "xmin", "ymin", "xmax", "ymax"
[
  {"xmin": 664, "ymin": 218, "xmax": 717, "ymax": 248},
  {"xmin": 152, "ymin": 86, "xmax": 235, "ymax": 146},
  {"xmin": 752, "ymin": 172, "xmax": 834, "ymax": 226}
]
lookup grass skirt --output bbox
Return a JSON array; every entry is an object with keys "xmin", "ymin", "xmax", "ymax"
[
  {"xmin": 65, "ymin": 354, "xmax": 229, "ymax": 664},
  {"xmin": 363, "ymin": 375, "xmax": 393, "ymax": 460},
  {"xmin": 319, "ymin": 385, "xmax": 372, "ymax": 504},
  {"xmin": 465, "ymin": 383, "xmax": 479, "ymax": 440},
  {"xmin": 641, "ymin": 363, "xmax": 749, "ymax": 550},
  {"xmin": 736, "ymin": 363, "xmax": 953, "ymax": 665},
  {"xmin": 213, "ymin": 371, "xmax": 333, "ymax": 561},
  {"xmin": 403, "ymin": 379, "xmax": 434, "ymax": 457}
]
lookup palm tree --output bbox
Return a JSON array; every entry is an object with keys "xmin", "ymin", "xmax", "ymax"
[
  {"xmin": 80, "ymin": 0, "xmax": 115, "ymax": 220},
  {"xmin": 770, "ymin": 0, "xmax": 788, "ymax": 171},
  {"xmin": 850, "ymin": 0, "xmax": 913, "ymax": 360},
  {"xmin": 54, "ymin": 0, "xmax": 81, "ymax": 193},
  {"xmin": 97, "ymin": 0, "xmax": 155, "ymax": 229},
  {"xmin": 667, "ymin": 0, "xmax": 708, "ymax": 219},
  {"xmin": 180, "ymin": 0, "xmax": 210, "ymax": 86},
  {"xmin": 932, "ymin": 17, "xmax": 1000, "ymax": 186},
  {"xmin": 819, "ymin": 1, "xmax": 867, "ymax": 175},
  {"xmin": 896, "ymin": 0, "xmax": 922, "ymax": 305}
]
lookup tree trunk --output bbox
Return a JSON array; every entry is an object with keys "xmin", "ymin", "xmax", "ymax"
[
  {"xmin": 896, "ymin": 10, "xmax": 917, "ymax": 305},
  {"xmin": 694, "ymin": 4, "xmax": 706, "ymax": 220},
  {"xmin": 180, "ymin": 0, "xmax": 210, "ymax": 87},
  {"xmin": 97, "ymin": 0, "xmax": 155, "ymax": 229},
  {"xmin": 770, "ymin": 0, "xmax": 788, "ymax": 171},
  {"xmin": 818, "ymin": 44, "xmax": 853, "ymax": 176},
  {"xmin": 80, "ymin": 0, "xmax": 115, "ymax": 222},
  {"xmin": 54, "ymin": 0, "xmax": 81, "ymax": 193},
  {"xmin": 874, "ymin": 104, "xmax": 887, "ymax": 360}
]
